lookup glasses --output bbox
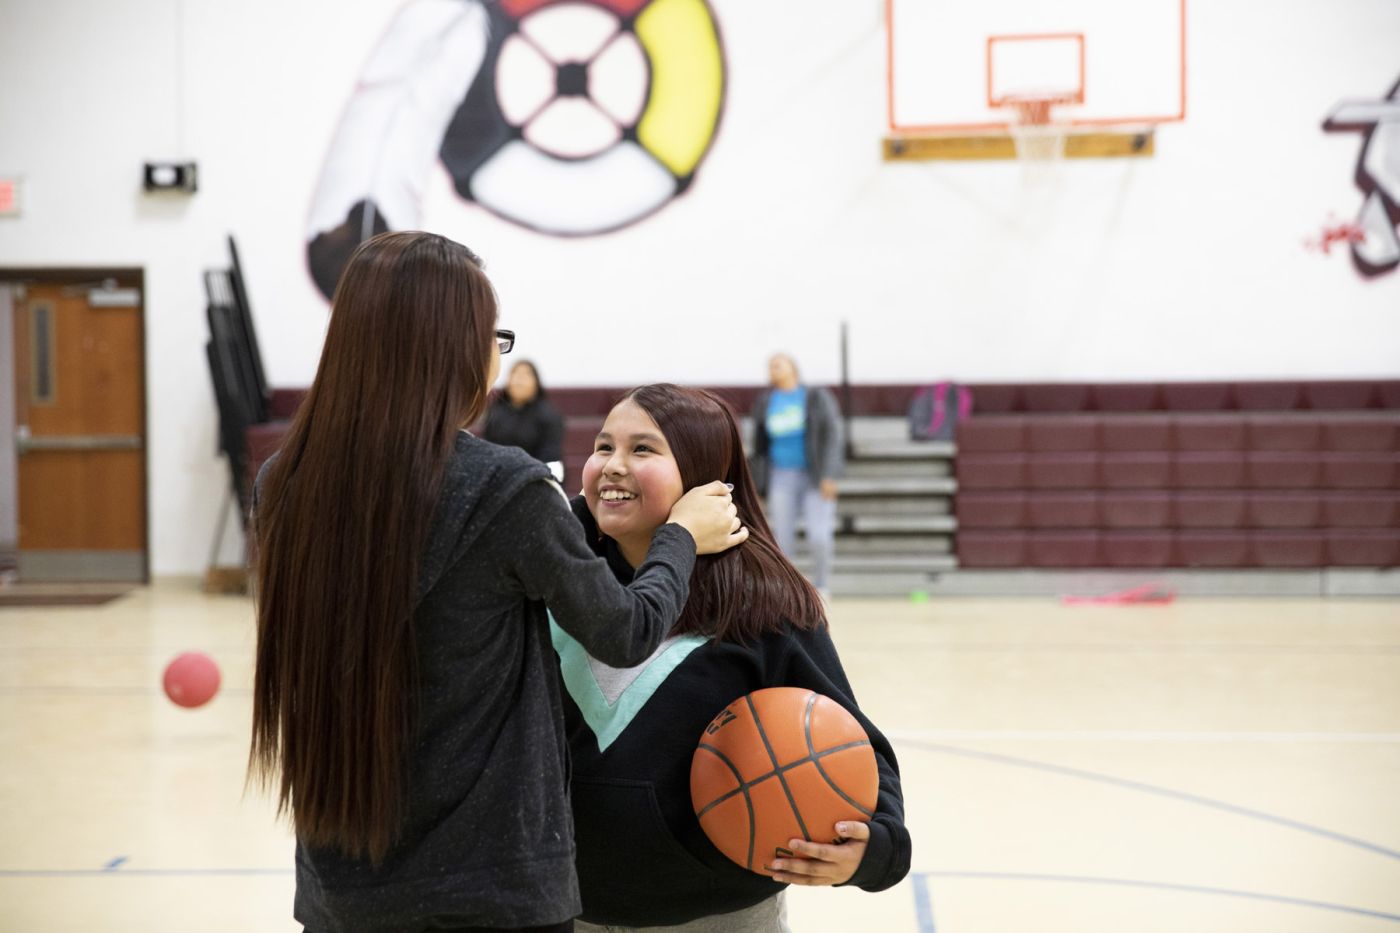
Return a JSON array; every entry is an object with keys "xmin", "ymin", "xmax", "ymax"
[{"xmin": 495, "ymin": 329, "xmax": 515, "ymax": 354}]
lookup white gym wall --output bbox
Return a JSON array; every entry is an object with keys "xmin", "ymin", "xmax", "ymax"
[{"xmin": 0, "ymin": 0, "xmax": 1395, "ymax": 574}]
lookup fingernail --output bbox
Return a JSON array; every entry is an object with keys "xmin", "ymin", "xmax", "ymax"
[
  {"xmin": 836, "ymin": 823, "xmax": 847, "ymax": 833},
  {"xmin": 723, "ymin": 483, "xmax": 734, "ymax": 491}
]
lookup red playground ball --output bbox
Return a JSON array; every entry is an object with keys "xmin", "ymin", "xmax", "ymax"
[
  {"xmin": 691, "ymin": 687, "xmax": 878, "ymax": 875},
  {"xmin": 162, "ymin": 652, "xmax": 221, "ymax": 708}
]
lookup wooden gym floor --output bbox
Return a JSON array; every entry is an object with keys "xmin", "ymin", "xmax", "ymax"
[{"xmin": 1, "ymin": 582, "xmax": 1397, "ymax": 932}]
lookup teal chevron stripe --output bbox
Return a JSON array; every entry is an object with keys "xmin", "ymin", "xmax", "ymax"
[{"xmin": 550, "ymin": 615, "xmax": 707, "ymax": 752}]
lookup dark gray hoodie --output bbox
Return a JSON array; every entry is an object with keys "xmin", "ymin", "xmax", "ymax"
[{"xmin": 280, "ymin": 432, "xmax": 696, "ymax": 932}]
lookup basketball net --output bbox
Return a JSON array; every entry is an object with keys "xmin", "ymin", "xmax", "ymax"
[{"xmin": 1000, "ymin": 93, "xmax": 1074, "ymax": 163}]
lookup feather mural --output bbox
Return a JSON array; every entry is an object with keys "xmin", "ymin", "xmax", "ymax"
[{"xmin": 306, "ymin": 0, "xmax": 490, "ymax": 299}]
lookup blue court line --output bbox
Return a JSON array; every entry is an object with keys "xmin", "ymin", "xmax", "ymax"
[
  {"xmin": 0, "ymin": 868, "xmax": 292, "ymax": 877},
  {"xmin": 912, "ymin": 872, "xmax": 937, "ymax": 933},
  {"xmin": 898, "ymin": 740, "xmax": 1400, "ymax": 862},
  {"xmin": 852, "ymin": 643, "xmax": 1400, "ymax": 655},
  {"xmin": 5, "ymin": 866, "xmax": 1393, "ymax": 925},
  {"xmin": 915, "ymin": 872, "xmax": 1400, "ymax": 924}
]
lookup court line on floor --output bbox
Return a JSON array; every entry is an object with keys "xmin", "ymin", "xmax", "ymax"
[
  {"xmin": 847, "ymin": 642, "xmax": 1400, "ymax": 654},
  {"xmin": 15, "ymin": 642, "xmax": 1399, "ymax": 655},
  {"xmin": 0, "ymin": 686, "xmax": 252, "ymax": 696},
  {"xmin": 4, "ymin": 866, "xmax": 1391, "ymax": 926},
  {"xmin": 912, "ymin": 872, "xmax": 1400, "ymax": 927},
  {"xmin": 891, "ymin": 729, "xmax": 1400, "ymax": 744},
  {"xmin": 0, "ymin": 645, "xmax": 255, "ymax": 656},
  {"xmin": 897, "ymin": 740, "xmax": 1400, "ymax": 862},
  {"xmin": 912, "ymin": 870, "xmax": 937, "ymax": 932},
  {"xmin": 0, "ymin": 868, "xmax": 292, "ymax": 877}
]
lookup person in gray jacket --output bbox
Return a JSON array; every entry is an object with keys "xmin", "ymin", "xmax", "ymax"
[
  {"xmin": 748, "ymin": 353, "xmax": 845, "ymax": 596},
  {"xmin": 248, "ymin": 232, "xmax": 747, "ymax": 933}
]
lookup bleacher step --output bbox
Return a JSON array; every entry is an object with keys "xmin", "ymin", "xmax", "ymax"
[
  {"xmin": 844, "ymin": 459, "xmax": 954, "ymax": 479},
  {"xmin": 792, "ymin": 554, "xmax": 959, "ymax": 573},
  {"xmin": 834, "ymin": 534, "xmax": 954, "ymax": 556},
  {"xmin": 839, "ymin": 498, "xmax": 953, "ymax": 518},
  {"xmin": 849, "ymin": 515, "xmax": 958, "ymax": 533},
  {"xmin": 839, "ymin": 477, "xmax": 957, "ymax": 496},
  {"xmin": 850, "ymin": 440, "xmax": 956, "ymax": 459}
]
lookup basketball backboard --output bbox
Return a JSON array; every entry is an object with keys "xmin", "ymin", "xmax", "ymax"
[{"xmin": 887, "ymin": 0, "xmax": 1187, "ymax": 135}]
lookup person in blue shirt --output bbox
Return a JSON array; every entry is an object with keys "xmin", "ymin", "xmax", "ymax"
[{"xmin": 748, "ymin": 354, "xmax": 845, "ymax": 597}]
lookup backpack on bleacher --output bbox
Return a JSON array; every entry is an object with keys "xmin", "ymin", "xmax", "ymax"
[{"xmin": 908, "ymin": 382, "xmax": 973, "ymax": 441}]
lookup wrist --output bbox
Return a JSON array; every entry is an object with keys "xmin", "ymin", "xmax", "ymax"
[
  {"xmin": 661, "ymin": 520, "xmax": 697, "ymax": 549},
  {"xmin": 840, "ymin": 822, "xmax": 889, "ymax": 888}
]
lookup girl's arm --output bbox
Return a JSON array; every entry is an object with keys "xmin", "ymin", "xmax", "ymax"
[
  {"xmin": 500, "ymin": 479, "xmax": 694, "ymax": 668},
  {"xmin": 499, "ymin": 480, "xmax": 743, "ymax": 668},
  {"xmin": 813, "ymin": 387, "xmax": 846, "ymax": 482},
  {"xmin": 762, "ymin": 623, "xmax": 912, "ymax": 891}
]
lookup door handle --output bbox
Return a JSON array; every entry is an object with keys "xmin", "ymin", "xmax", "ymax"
[{"xmin": 16, "ymin": 434, "xmax": 143, "ymax": 453}]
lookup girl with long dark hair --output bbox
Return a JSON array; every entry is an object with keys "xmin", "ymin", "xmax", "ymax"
[
  {"xmin": 248, "ymin": 234, "xmax": 747, "ymax": 933},
  {"xmin": 552, "ymin": 384, "xmax": 910, "ymax": 932}
]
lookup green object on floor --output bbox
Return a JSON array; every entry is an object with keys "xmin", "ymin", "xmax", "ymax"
[{"xmin": 908, "ymin": 589, "xmax": 929, "ymax": 603}]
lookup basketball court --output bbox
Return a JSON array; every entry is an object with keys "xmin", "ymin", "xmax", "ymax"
[
  {"xmin": 2, "ymin": 0, "xmax": 1398, "ymax": 929},
  {"xmin": 1, "ymin": 587, "xmax": 1397, "ymax": 930}
]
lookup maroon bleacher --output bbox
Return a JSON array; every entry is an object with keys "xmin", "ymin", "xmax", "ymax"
[
  {"xmin": 240, "ymin": 379, "xmax": 1399, "ymax": 570},
  {"xmin": 955, "ymin": 380, "xmax": 1400, "ymax": 568}
]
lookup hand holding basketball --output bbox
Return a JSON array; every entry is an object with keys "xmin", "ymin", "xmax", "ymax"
[
  {"xmin": 769, "ymin": 820, "xmax": 869, "ymax": 885},
  {"xmin": 691, "ymin": 687, "xmax": 879, "ymax": 876}
]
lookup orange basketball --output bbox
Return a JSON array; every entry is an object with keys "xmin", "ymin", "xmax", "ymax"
[{"xmin": 690, "ymin": 687, "xmax": 878, "ymax": 875}]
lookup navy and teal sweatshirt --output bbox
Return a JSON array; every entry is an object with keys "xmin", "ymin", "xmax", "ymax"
[{"xmin": 555, "ymin": 497, "xmax": 912, "ymax": 927}]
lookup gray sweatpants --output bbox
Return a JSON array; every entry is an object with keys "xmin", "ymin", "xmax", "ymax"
[
  {"xmin": 768, "ymin": 466, "xmax": 836, "ymax": 591},
  {"xmin": 574, "ymin": 892, "xmax": 789, "ymax": 933}
]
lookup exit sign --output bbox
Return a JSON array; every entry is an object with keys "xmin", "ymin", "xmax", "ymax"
[{"xmin": 0, "ymin": 177, "xmax": 23, "ymax": 217}]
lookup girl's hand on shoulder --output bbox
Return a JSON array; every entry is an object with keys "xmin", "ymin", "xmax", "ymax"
[
  {"xmin": 666, "ymin": 481, "xmax": 748, "ymax": 554},
  {"xmin": 768, "ymin": 821, "xmax": 868, "ymax": 886}
]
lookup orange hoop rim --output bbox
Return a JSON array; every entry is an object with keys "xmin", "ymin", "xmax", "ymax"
[{"xmin": 996, "ymin": 92, "xmax": 1079, "ymax": 126}]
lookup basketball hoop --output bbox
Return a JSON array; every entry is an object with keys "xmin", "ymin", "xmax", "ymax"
[{"xmin": 998, "ymin": 93, "xmax": 1075, "ymax": 162}]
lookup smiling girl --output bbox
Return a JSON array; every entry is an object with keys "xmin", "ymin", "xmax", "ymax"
[{"xmin": 552, "ymin": 384, "xmax": 911, "ymax": 932}]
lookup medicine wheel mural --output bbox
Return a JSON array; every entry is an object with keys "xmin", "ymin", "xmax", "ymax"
[{"xmin": 306, "ymin": 0, "xmax": 726, "ymax": 299}]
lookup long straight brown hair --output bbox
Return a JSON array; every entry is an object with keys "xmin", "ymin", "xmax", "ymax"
[
  {"xmin": 248, "ymin": 231, "xmax": 498, "ymax": 864},
  {"xmin": 625, "ymin": 384, "xmax": 826, "ymax": 642}
]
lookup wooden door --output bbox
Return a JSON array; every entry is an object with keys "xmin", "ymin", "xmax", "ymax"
[{"xmin": 12, "ymin": 281, "xmax": 147, "ymax": 581}]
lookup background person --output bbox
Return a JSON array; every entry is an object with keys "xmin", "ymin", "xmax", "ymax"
[
  {"xmin": 483, "ymin": 358, "xmax": 566, "ymax": 482},
  {"xmin": 749, "ymin": 353, "xmax": 845, "ymax": 597}
]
